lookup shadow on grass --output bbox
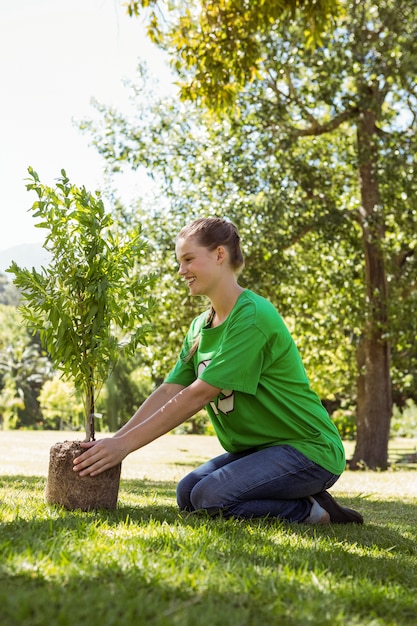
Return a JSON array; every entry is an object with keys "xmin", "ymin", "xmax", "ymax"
[
  {"xmin": 121, "ymin": 477, "xmax": 178, "ymax": 498},
  {"xmin": 1, "ymin": 474, "xmax": 417, "ymax": 625},
  {"xmin": 1, "ymin": 520, "xmax": 416, "ymax": 625},
  {"xmin": 1, "ymin": 473, "xmax": 416, "ymax": 553},
  {"xmin": 1, "ymin": 560, "xmax": 414, "ymax": 626},
  {"xmin": 1, "ymin": 473, "xmax": 416, "ymax": 531}
]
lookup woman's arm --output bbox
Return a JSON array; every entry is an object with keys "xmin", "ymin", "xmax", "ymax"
[
  {"xmin": 113, "ymin": 383, "xmax": 186, "ymax": 437},
  {"xmin": 73, "ymin": 379, "xmax": 220, "ymax": 476}
]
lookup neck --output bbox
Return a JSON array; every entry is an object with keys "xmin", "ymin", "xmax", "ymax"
[{"xmin": 209, "ymin": 281, "xmax": 244, "ymax": 327}]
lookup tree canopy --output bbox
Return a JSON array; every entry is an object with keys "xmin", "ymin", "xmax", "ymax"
[
  {"xmin": 125, "ymin": 0, "xmax": 340, "ymax": 108},
  {"xmin": 79, "ymin": 0, "xmax": 417, "ymax": 467},
  {"xmin": 9, "ymin": 169, "xmax": 156, "ymax": 440},
  {"xmin": 3, "ymin": 1, "xmax": 416, "ymax": 471},
  {"xmin": 0, "ymin": 304, "xmax": 51, "ymax": 429}
]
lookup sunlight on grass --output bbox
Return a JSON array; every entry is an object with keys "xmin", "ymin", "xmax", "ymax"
[
  {"xmin": 0, "ymin": 431, "xmax": 224, "ymax": 481},
  {"xmin": 1, "ymin": 430, "xmax": 416, "ymax": 497},
  {"xmin": 0, "ymin": 431, "xmax": 416, "ymax": 625}
]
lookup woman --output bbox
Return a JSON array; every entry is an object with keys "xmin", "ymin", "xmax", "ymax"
[{"xmin": 73, "ymin": 217, "xmax": 363, "ymax": 524}]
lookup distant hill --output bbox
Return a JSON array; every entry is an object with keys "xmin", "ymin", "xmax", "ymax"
[{"xmin": 0, "ymin": 243, "xmax": 51, "ymax": 276}]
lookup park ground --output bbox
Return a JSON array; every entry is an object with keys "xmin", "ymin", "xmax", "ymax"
[
  {"xmin": 1, "ymin": 430, "xmax": 416, "ymax": 498},
  {"xmin": 0, "ymin": 431, "xmax": 416, "ymax": 626}
]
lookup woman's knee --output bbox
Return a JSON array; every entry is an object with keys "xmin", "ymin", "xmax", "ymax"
[
  {"xmin": 189, "ymin": 479, "xmax": 226, "ymax": 513},
  {"xmin": 177, "ymin": 453, "xmax": 239, "ymax": 512},
  {"xmin": 176, "ymin": 471, "xmax": 200, "ymax": 510}
]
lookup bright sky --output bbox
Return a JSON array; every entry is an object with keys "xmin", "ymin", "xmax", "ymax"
[{"xmin": 0, "ymin": 0, "xmax": 172, "ymax": 251}]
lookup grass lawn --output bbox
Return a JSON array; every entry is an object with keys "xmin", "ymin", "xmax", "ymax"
[{"xmin": 0, "ymin": 431, "xmax": 416, "ymax": 626}]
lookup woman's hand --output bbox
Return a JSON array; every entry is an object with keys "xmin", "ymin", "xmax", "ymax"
[
  {"xmin": 73, "ymin": 437, "xmax": 129, "ymax": 477},
  {"xmin": 72, "ymin": 380, "xmax": 219, "ymax": 477}
]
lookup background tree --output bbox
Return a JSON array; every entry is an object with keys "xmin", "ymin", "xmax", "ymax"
[
  {"xmin": 82, "ymin": 0, "xmax": 417, "ymax": 468},
  {"xmin": 0, "ymin": 273, "xmax": 20, "ymax": 306},
  {"xmin": 83, "ymin": 80, "xmax": 361, "ymax": 430},
  {"xmin": 103, "ymin": 357, "xmax": 155, "ymax": 432},
  {"xmin": 38, "ymin": 376, "xmax": 83, "ymax": 430},
  {"xmin": 125, "ymin": 0, "xmax": 340, "ymax": 108},
  {"xmin": 0, "ymin": 304, "xmax": 51, "ymax": 428}
]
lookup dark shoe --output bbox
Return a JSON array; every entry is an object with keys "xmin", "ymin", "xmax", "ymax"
[{"xmin": 313, "ymin": 491, "xmax": 364, "ymax": 524}]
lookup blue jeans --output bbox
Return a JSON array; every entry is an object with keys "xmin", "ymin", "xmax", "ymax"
[{"xmin": 176, "ymin": 445, "xmax": 340, "ymax": 522}]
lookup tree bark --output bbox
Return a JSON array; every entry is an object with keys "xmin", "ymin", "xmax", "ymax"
[
  {"xmin": 85, "ymin": 381, "xmax": 95, "ymax": 442},
  {"xmin": 350, "ymin": 108, "xmax": 392, "ymax": 469}
]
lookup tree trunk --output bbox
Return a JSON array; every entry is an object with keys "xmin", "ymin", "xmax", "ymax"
[
  {"xmin": 84, "ymin": 381, "xmax": 95, "ymax": 442},
  {"xmin": 350, "ymin": 108, "xmax": 392, "ymax": 469}
]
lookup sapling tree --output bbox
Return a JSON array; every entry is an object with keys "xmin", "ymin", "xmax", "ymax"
[{"xmin": 9, "ymin": 167, "xmax": 155, "ymax": 441}]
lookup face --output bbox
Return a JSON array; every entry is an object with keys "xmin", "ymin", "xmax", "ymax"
[{"xmin": 176, "ymin": 236, "xmax": 224, "ymax": 296}]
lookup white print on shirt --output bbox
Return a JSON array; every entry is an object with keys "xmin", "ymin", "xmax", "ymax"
[{"xmin": 198, "ymin": 360, "xmax": 235, "ymax": 415}]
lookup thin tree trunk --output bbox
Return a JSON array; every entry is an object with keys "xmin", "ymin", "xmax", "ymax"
[
  {"xmin": 84, "ymin": 382, "xmax": 95, "ymax": 442},
  {"xmin": 350, "ymin": 109, "xmax": 392, "ymax": 469}
]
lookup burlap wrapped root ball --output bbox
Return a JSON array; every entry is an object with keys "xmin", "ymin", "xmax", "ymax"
[{"xmin": 45, "ymin": 440, "xmax": 121, "ymax": 511}]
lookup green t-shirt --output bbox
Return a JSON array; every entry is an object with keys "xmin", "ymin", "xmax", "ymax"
[{"xmin": 165, "ymin": 290, "xmax": 346, "ymax": 475}]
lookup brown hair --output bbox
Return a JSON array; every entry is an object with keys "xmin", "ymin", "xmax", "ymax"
[{"xmin": 177, "ymin": 217, "xmax": 245, "ymax": 275}]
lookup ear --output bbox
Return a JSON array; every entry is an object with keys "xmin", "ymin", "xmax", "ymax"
[{"xmin": 216, "ymin": 246, "xmax": 226, "ymax": 263}]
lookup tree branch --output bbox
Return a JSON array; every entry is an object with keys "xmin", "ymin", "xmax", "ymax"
[
  {"xmin": 289, "ymin": 107, "xmax": 359, "ymax": 137},
  {"xmin": 402, "ymin": 280, "xmax": 417, "ymax": 299}
]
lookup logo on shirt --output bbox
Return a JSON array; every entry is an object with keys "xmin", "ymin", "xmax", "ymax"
[{"xmin": 198, "ymin": 360, "xmax": 235, "ymax": 415}]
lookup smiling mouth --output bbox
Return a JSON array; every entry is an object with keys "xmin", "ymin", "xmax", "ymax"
[{"xmin": 186, "ymin": 277, "xmax": 196, "ymax": 287}]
